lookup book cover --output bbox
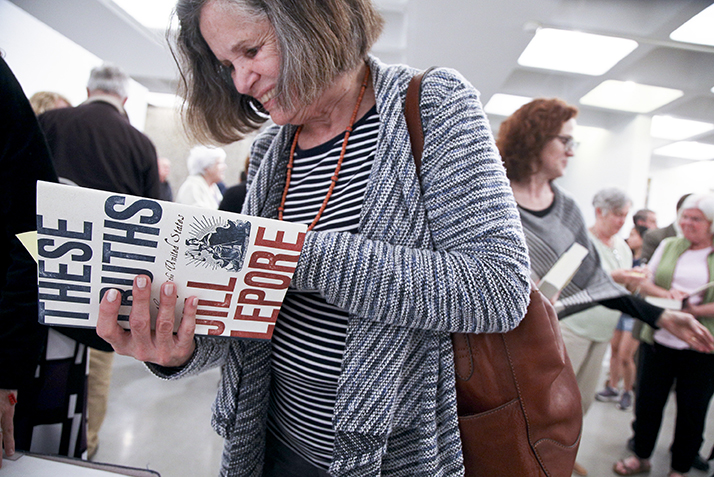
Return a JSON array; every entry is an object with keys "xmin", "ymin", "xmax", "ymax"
[{"xmin": 35, "ymin": 181, "xmax": 307, "ymax": 341}]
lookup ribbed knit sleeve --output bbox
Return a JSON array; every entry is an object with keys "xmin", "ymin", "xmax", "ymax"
[{"xmin": 290, "ymin": 65, "xmax": 531, "ymax": 334}]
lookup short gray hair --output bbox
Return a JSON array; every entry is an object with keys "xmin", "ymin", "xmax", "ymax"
[
  {"xmin": 592, "ymin": 187, "xmax": 631, "ymax": 214},
  {"xmin": 187, "ymin": 145, "xmax": 226, "ymax": 175},
  {"xmin": 679, "ymin": 194, "xmax": 714, "ymax": 234},
  {"xmin": 87, "ymin": 63, "xmax": 129, "ymax": 99}
]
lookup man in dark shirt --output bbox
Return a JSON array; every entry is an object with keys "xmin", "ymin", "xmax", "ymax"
[{"xmin": 38, "ymin": 63, "xmax": 160, "ymax": 199}]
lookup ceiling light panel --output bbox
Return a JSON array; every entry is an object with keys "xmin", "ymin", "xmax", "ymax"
[
  {"xmin": 580, "ymin": 80, "xmax": 683, "ymax": 113},
  {"xmin": 653, "ymin": 141, "xmax": 714, "ymax": 161},
  {"xmin": 518, "ymin": 28, "xmax": 638, "ymax": 76},
  {"xmin": 670, "ymin": 4, "xmax": 714, "ymax": 47},
  {"xmin": 651, "ymin": 115, "xmax": 714, "ymax": 140},
  {"xmin": 484, "ymin": 93, "xmax": 533, "ymax": 117}
]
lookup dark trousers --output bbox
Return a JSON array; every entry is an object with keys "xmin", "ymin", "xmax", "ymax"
[
  {"xmin": 633, "ymin": 342, "xmax": 714, "ymax": 473},
  {"xmin": 262, "ymin": 430, "xmax": 332, "ymax": 477}
]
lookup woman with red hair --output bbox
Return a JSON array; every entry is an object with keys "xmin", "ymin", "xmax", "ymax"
[{"xmin": 497, "ymin": 98, "xmax": 714, "ymax": 476}]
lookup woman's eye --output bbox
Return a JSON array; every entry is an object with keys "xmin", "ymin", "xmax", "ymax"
[{"xmin": 245, "ymin": 47, "xmax": 259, "ymax": 58}]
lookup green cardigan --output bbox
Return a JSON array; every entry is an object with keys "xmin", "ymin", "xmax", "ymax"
[{"xmin": 640, "ymin": 237, "xmax": 714, "ymax": 346}]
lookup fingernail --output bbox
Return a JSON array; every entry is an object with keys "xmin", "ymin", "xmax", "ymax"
[
  {"xmin": 164, "ymin": 283, "xmax": 175, "ymax": 296},
  {"xmin": 107, "ymin": 289, "xmax": 118, "ymax": 302},
  {"xmin": 137, "ymin": 276, "xmax": 147, "ymax": 289},
  {"xmin": 191, "ymin": 297, "xmax": 199, "ymax": 307}
]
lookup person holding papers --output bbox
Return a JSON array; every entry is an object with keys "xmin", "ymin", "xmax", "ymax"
[
  {"xmin": 496, "ymin": 98, "xmax": 714, "ymax": 477},
  {"xmin": 613, "ymin": 194, "xmax": 714, "ymax": 477},
  {"xmin": 95, "ymin": 0, "xmax": 535, "ymax": 475}
]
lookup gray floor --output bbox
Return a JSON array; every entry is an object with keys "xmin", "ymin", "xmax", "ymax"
[{"xmin": 94, "ymin": 354, "xmax": 714, "ymax": 477}]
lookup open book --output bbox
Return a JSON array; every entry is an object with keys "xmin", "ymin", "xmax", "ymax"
[
  {"xmin": 33, "ymin": 181, "xmax": 307, "ymax": 341},
  {"xmin": 537, "ymin": 242, "xmax": 589, "ymax": 301},
  {"xmin": 645, "ymin": 281, "xmax": 714, "ymax": 311}
]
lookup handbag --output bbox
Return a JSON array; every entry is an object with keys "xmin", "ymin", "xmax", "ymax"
[{"xmin": 404, "ymin": 69, "xmax": 582, "ymax": 477}]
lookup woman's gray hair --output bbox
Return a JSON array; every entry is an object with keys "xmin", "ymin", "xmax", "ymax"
[
  {"xmin": 679, "ymin": 194, "xmax": 714, "ymax": 234},
  {"xmin": 171, "ymin": 0, "xmax": 384, "ymax": 144},
  {"xmin": 87, "ymin": 63, "xmax": 129, "ymax": 99},
  {"xmin": 592, "ymin": 187, "xmax": 631, "ymax": 214},
  {"xmin": 187, "ymin": 145, "xmax": 226, "ymax": 175}
]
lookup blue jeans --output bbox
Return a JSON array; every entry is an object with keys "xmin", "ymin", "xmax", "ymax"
[{"xmin": 262, "ymin": 430, "xmax": 332, "ymax": 477}]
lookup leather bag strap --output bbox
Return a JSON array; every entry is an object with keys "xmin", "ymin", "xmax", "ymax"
[{"xmin": 405, "ymin": 67, "xmax": 436, "ymax": 179}]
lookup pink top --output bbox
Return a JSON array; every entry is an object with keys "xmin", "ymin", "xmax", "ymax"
[{"xmin": 648, "ymin": 243, "xmax": 713, "ymax": 349}]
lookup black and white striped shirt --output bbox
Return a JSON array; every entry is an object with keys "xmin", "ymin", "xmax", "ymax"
[{"xmin": 267, "ymin": 106, "xmax": 379, "ymax": 469}]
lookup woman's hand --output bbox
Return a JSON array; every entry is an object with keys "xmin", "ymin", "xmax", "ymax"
[
  {"xmin": 668, "ymin": 288, "xmax": 689, "ymax": 301},
  {"xmin": 656, "ymin": 309, "xmax": 714, "ymax": 353},
  {"xmin": 0, "ymin": 389, "xmax": 17, "ymax": 468},
  {"xmin": 97, "ymin": 276, "xmax": 198, "ymax": 368},
  {"xmin": 611, "ymin": 268, "xmax": 647, "ymax": 292}
]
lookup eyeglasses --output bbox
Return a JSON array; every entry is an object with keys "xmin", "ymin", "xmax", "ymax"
[{"xmin": 554, "ymin": 135, "xmax": 579, "ymax": 152}]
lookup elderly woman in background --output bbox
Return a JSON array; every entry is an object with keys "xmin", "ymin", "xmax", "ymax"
[
  {"xmin": 175, "ymin": 144, "xmax": 226, "ymax": 209},
  {"xmin": 614, "ymin": 194, "xmax": 714, "ymax": 477},
  {"xmin": 496, "ymin": 98, "xmax": 714, "ymax": 477},
  {"xmin": 95, "ymin": 0, "xmax": 533, "ymax": 475},
  {"xmin": 554, "ymin": 187, "xmax": 642, "ymax": 417}
]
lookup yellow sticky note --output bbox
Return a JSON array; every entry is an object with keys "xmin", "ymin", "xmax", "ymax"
[{"xmin": 16, "ymin": 231, "xmax": 38, "ymax": 264}]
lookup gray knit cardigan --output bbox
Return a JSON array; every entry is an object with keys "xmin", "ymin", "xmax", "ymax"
[{"xmin": 150, "ymin": 56, "xmax": 531, "ymax": 477}]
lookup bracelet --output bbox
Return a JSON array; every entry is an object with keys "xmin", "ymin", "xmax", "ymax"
[{"xmin": 8, "ymin": 393, "xmax": 17, "ymax": 406}]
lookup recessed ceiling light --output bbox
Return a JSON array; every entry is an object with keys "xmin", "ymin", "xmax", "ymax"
[
  {"xmin": 670, "ymin": 4, "xmax": 714, "ymax": 47},
  {"xmin": 111, "ymin": 0, "xmax": 177, "ymax": 30},
  {"xmin": 518, "ymin": 28, "xmax": 638, "ymax": 76},
  {"xmin": 653, "ymin": 141, "xmax": 714, "ymax": 161},
  {"xmin": 651, "ymin": 116, "xmax": 714, "ymax": 140},
  {"xmin": 484, "ymin": 93, "xmax": 533, "ymax": 117},
  {"xmin": 580, "ymin": 80, "xmax": 683, "ymax": 113}
]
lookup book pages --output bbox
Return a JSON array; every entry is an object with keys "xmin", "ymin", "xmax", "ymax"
[{"xmin": 537, "ymin": 242, "xmax": 589, "ymax": 301}]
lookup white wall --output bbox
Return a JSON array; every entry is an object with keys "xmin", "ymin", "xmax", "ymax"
[
  {"xmin": 0, "ymin": 0, "xmax": 149, "ymax": 130},
  {"xmin": 649, "ymin": 161, "xmax": 714, "ymax": 226},
  {"xmin": 555, "ymin": 115, "xmax": 653, "ymax": 233}
]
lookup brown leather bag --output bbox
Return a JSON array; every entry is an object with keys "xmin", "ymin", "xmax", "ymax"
[{"xmin": 405, "ymin": 69, "xmax": 582, "ymax": 477}]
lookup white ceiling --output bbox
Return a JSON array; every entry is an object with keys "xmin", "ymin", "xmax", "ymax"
[{"xmin": 9, "ymin": 0, "xmax": 714, "ymax": 168}]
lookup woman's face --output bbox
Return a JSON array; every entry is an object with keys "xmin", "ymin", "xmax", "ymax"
[
  {"xmin": 627, "ymin": 227, "xmax": 643, "ymax": 251},
  {"xmin": 538, "ymin": 118, "xmax": 576, "ymax": 180},
  {"xmin": 203, "ymin": 157, "xmax": 226, "ymax": 185},
  {"xmin": 598, "ymin": 205, "xmax": 630, "ymax": 239},
  {"xmin": 679, "ymin": 208, "xmax": 714, "ymax": 246},
  {"xmin": 199, "ymin": 1, "xmax": 300, "ymax": 126}
]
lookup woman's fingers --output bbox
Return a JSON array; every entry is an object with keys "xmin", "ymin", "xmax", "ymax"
[
  {"xmin": 97, "ymin": 288, "xmax": 131, "ymax": 352},
  {"xmin": 127, "ymin": 276, "xmax": 154, "ymax": 360},
  {"xmin": 660, "ymin": 310, "xmax": 714, "ymax": 353},
  {"xmin": 176, "ymin": 296, "xmax": 198, "ymax": 356},
  {"xmin": 98, "ymin": 277, "xmax": 196, "ymax": 367},
  {"xmin": 153, "ymin": 282, "xmax": 195, "ymax": 367}
]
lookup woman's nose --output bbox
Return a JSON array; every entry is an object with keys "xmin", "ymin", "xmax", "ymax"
[{"xmin": 231, "ymin": 65, "xmax": 255, "ymax": 96}]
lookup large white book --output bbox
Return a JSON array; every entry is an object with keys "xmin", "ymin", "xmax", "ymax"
[{"xmin": 34, "ymin": 181, "xmax": 307, "ymax": 341}]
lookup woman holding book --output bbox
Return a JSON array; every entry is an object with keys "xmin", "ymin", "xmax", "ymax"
[
  {"xmin": 613, "ymin": 194, "xmax": 714, "ymax": 477},
  {"xmin": 496, "ymin": 98, "xmax": 714, "ymax": 476},
  {"xmin": 96, "ymin": 0, "xmax": 535, "ymax": 475}
]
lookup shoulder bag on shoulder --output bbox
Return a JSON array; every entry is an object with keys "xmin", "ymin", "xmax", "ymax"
[{"xmin": 404, "ymin": 69, "xmax": 582, "ymax": 477}]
